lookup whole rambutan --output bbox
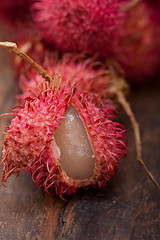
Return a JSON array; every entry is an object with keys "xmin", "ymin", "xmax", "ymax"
[
  {"xmin": 113, "ymin": 0, "xmax": 160, "ymax": 82},
  {"xmin": 31, "ymin": 0, "xmax": 127, "ymax": 58},
  {"xmin": 1, "ymin": 76, "xmax": 127, "ymax": 199},
  {"xmin": 31, "ymin": 0, "xmax": 160, "ymax": 83}
]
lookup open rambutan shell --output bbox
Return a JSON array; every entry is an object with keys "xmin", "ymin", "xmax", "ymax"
[{"xmin": 1, "ymin": 77, "xmax": 127, "ymax": 199}]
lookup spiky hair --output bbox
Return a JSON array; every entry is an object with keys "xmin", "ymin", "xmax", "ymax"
[
  {"xmin": 32, "ymin": 0, "xmax": 127, "ymax": 58},
  {"xmin": 1, "ymin": 77, "xmax": 127, "ymax": 199}
]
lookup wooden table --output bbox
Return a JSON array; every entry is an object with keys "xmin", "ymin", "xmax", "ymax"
[{"xmin": 0, "ymin": 46, "xmax": 159, "ymax": 240}]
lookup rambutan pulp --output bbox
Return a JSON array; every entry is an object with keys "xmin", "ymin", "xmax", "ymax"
[{"xmin": 54, "ymin": 104, "xmax": 96, "ymax": 179}]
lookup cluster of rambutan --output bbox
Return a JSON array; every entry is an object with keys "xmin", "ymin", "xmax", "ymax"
[
  {"xmin": 1, "ymin": 0, "xmax": 160, "ymax": 82},
  {"xmin": 31, "ymin": 0, "xmax": 160, "ymax": 83},
  {"xmin": 0, "ymin": 0, "xmax": 159, "ymax": 198}
]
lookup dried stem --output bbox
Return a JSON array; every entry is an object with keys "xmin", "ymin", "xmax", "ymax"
[
  {"xmin": 116, "ymin": 88, "xmax": 160, "ymax": 191},
  {"xmin": 107, "ymin": 73, "xmax": 160, "ymax": 191},
  {"xmin": 0, "ymin": 41, "xmax": 53, "ymax": 84},
  {"xmin": 120, "ymin": 0, "xmax": 141, "ymax": 12}
]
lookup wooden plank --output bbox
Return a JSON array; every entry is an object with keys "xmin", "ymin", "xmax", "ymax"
[{"xmin": 0, "ymin": 46, "xmax": 159, "ymax": 240}]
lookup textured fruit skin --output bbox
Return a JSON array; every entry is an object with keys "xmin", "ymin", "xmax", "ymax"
[
  {"xmin": 113, "ymin": 0, "xmax": 160, "ymax": 83},
  {"xmin": 31, "ymin": 0, "xmax": 160, "ymax": 83},
  {"xmin": 1, "ymin": 77, "xmax": 127, "ymax": 198},
  {"xmin": 18, "ymin": 54, "xmax": 113, "ymax": 106},
  {"xmin": 0, "ymin": 0, "xmax": 30, "ymax": 26},
  {"xmin": 32, "ymin": 0, "xmax": 127, "ymax": 58}
]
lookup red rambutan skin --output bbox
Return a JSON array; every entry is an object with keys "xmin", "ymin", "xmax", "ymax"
[
  {"xmin": 113, "ymin": 0, "xmax": 160, "ymax": 83},
  {"xmin": 32, "ymin": 0, "xmax": 127, "ymax": 58},
  {"xmin": 1, "ymin": 77, "xmax": 127, "ymax": 199},
  {"xmin": 18, "ymin": 54, "xmax": 113, "ymax": 106},
  {"xmin": 31, "ymin": 0, "xmax": 160, "ymax": 83}
]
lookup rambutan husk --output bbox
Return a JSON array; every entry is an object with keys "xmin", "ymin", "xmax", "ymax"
[
  {"xmin": 1, "ymin": 76, "xmax": 127, "ymax": 198},
  {"xmin": 18, "ymin": 53, "xmax": 113, "ymax": 106},
  {"xmin": 0, "ymin": 41, "xmax": 128, "ymax": 198}
]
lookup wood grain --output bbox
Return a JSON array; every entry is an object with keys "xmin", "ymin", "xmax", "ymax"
[{"xmin": 0, "ymin": 43, "xmax": 159, "ymax": 240}]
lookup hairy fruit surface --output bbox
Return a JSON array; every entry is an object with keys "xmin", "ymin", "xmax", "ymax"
[
  {"xmin": 114, "ymin": 0, "xmax": 160, "ymax": 82},
  {"xmin": 18, "ymin": 54, "xmax": 113, "ymax": 105},
  {"xmin": 1, "ymin": 76, "xmax": 127, "ymax": 198},
  {"xmin": 32, "ymin": 0, "xmax": 127, "ymax": 58}
]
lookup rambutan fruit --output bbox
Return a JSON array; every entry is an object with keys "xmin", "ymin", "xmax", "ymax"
[
  {"xmin": 1, "ymin": 77, "xmax": 127, "ymax": 199},
  {"xmin": 31, "ymin": 0, "xmax": 127, "ymax": 58},
  {"xmin": 1, "ymin": 41, "xmax": 160, "ymax": 195},
  {"xmin": 113, "ymin": 0, "xmax": 160, "ymax": 83},
  {"xmin": 31, "ymin": 0, "xmax": 160, "ymax": 83}
]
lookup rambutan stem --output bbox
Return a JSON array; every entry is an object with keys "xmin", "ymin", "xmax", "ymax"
[
  {"xmin": 107, "ymin": 67, "xmax": 160, "ymax": 191},
  {"xmin": 120, "ymin": 0, "xmax": 141, "ymax": 12},
  {"xmin": 0, "ymin": 41, "xmax": 53, "ymax": 84},
  {"xmin": 116, "ymin": 89, "xmax": 160, "ymax": 191}
]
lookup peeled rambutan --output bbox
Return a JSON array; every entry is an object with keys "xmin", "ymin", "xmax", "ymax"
[
  {"xmin": 31, "ymin": 0, "xmax": 127, "ymax": 58},
  {"xmin": 1, "ymin": 76, "xmax": 127, "ymax": 199}
]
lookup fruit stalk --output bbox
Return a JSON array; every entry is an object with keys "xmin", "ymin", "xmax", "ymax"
[{"xmin": 0, "ymin": 41, "xmax": 53, "ymax": 85}]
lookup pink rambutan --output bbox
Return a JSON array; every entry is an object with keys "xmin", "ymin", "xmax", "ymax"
[
  {"xmin": 31, "ymin": 0, "xmax": 160, "ymax": 83},
  {"xmin": 1, "ymin": 76, "xmax": 127, "ymax": 198},
  {"xmin": 1, "ymin": 40, "xmax": 159, "ymax": 194},
  {"xmin": 112, "ymin": 0, "xmax": 160, "ymax": 82},
  {"xmin": 31, "ymin": 0, "xmax": 127, "ymax": 58}
]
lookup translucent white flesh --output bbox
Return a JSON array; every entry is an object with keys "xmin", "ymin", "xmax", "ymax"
[{"xmin": 54, "ymin": 104, "xmax": 95, "ymax": 179}]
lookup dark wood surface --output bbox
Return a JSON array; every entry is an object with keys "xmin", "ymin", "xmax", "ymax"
[{"xmin": 0, "ymin": 46, "xmax": 160, "ymax": 240}]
